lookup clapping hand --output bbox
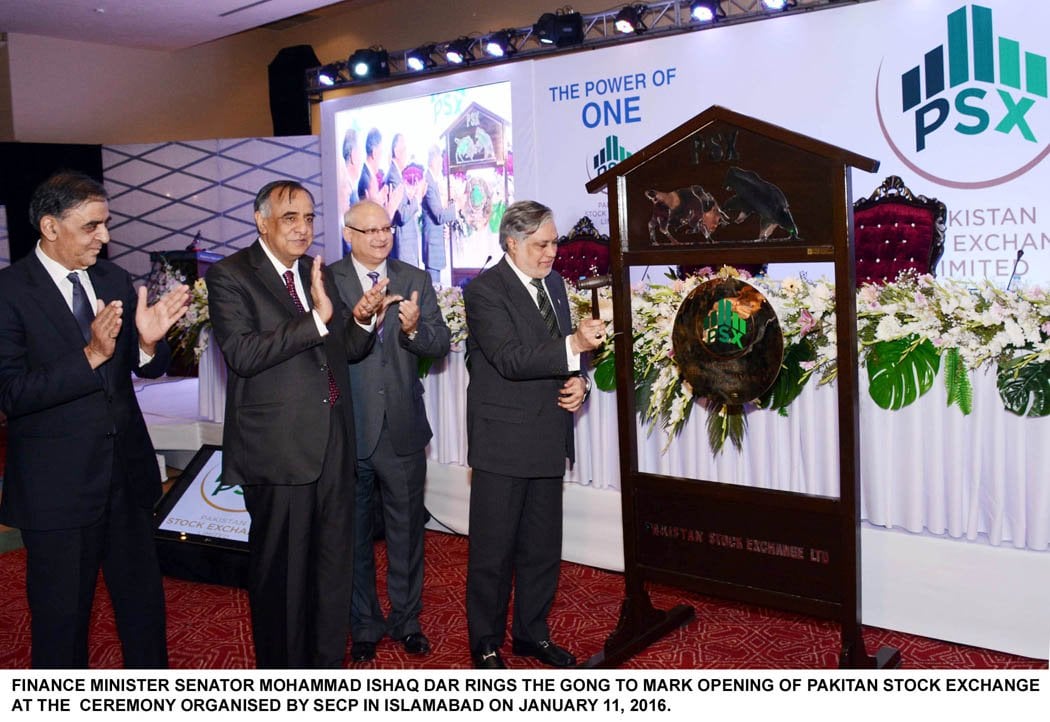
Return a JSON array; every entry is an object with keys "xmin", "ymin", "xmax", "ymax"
[
  {"xmin": 310, "ymin": 256, "xmax": 333, "ymax": 324},
  {"xmin": 136, "ymin": 284, "xmax": 190, "ymax": 355},
  {"xmin": 353, "ymin": 276, "xmax": 402, "ymax": 325},
  {"xmin": 85, "ymin": 299, "xmax": 124, "ymax": 368},
  {"xmin": 398, "ymin": 291, "xmax": 420, "ymax": 336}
]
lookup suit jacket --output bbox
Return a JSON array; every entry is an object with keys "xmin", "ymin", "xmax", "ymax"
[
  {"xmin": 463, "ymin": 258, "xmax": 577, "ymax": 478},
  {"xmin": 357, "ymin": 164, "xmax": 374, "ymax": 204},
  {"xmin": 0, "ymin": 254, "xmax": 170, "ymax": 530},
  {"xmin": 387, "ymin": 162, "xmax": 421, "ymax": 267},
  {"xmin": 420, "ymin": 169, "xmax": 456, "ymax": 271},
  {"xmin": 205, "ymin": 240, "xmax": 374, "ymax": 487},
  {"xmin": 330, "ymin": 257, "xmax": 450, "ymax": 458}
]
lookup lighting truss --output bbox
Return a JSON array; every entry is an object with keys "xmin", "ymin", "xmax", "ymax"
[{"xmin": 306, "ymin": 0, "xmax": 872, "ymax": 97}]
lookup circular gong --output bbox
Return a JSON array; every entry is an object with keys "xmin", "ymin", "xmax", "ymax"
[{"xmin": 672, "ymin": 277, "xmax": 784, "ymax": 404}]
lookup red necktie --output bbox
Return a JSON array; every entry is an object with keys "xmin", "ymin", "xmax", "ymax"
[{"xmin": 283, "ymin": 270, "xmax": 340, "ymax": 405}]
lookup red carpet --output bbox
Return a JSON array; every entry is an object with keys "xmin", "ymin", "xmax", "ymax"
[{"xmin": 0, "ymin": 531, "xmax": 1044, "ymax": 669}]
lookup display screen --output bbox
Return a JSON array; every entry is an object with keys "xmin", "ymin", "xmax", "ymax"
[{"xmin": 154, "ymin": 445, "xmax": 249, "ymax": 548}]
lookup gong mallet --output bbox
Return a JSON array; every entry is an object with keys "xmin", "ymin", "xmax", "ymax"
[{"xmin": 579, "ymin": 274, "xmax": 613, "ymax": 320}]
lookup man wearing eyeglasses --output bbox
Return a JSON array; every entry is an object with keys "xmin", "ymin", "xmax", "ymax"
[
  {"xmin": 331, "ymin": 200, "xmax": 451, "ymax": 663},
  {"xmin": 206, "ymin": 180, "xmax": 393, "ymax": 668}
]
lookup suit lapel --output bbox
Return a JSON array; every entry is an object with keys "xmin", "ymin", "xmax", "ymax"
[
  {"xmin": 24, "ymin": 255, "xmax": 85, "ymax": 347},
  {"xmin": 546, "ymin": 273, "xmax": 571, "ymax": 336},
  {"xmin": 333, "ymin": 258, "xmax": 366, "ymax": 306},
  {"xmin": 248, "ymin": 240, "xmax": 301, "ymax": 317},
  {"xmin": 86, "ymin": 263, "xmax": 122, "ymax": 387},
  {"xmin": 383, "ymin": 260, "xmax": 409, "ymax": 347},
  {"xmin": 495, "ymin": 258, "xmax": 558, "ymax": 339}
]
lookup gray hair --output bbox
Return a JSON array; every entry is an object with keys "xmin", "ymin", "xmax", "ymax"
[
  {"xmin": 254, "ymin": 180, "xmax": 313, "ymax": 216},
  {"xmin": 29, "ymin": 171, "xmax": 108, "ymax": 231},
  {"xmin": 498, "ymin": 200, "xmax": 554, "ymax": 252}
]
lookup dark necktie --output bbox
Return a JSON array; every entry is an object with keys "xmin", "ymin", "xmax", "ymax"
[
  {"xmin": 366, "ymin": 271, "xmax": 384, "ymax": 342},
  {"xmin": 67, "ymin": 271, "xmax": 94, "ymax": 342},
  {"xmin": 530, "ymin": 277, "xmax": 560, "ymax": 338},
  {"xmin": 283, "ymin": 270, "xmax": 340, "ymax": 405}
]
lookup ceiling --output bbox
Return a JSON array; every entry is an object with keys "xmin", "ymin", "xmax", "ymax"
[{"xmin": 0, "ymin": 0, "xmax": 366, "ymax": 51}]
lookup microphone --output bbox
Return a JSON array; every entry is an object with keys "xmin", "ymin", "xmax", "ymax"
[
  {"xmin": 459, "ymin": 255, "xmax": 493, "ymax": 289},
  {"xmin": 1006, "ymin": 250, "xmax": 1024, "ymax": 291}
]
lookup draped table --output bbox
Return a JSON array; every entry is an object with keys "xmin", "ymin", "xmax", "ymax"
[{"xmin": 422, "ymin": 349, "xmax": 1049, "ymax": 552}]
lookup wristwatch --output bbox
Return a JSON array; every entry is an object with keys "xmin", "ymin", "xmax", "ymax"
[{"xmin": 575, "ymin": 371, "xmax": 591, "ymax": 399}]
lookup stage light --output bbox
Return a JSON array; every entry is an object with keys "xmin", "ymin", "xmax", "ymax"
[
  {"xmin": 444, "ymin": 37, "xmax": 474, "ymax": 65},
  {"xmin": 690, "ymin": 1, "xmax": 724, "ymax": 23},
  {"xmin": 348, "ymin": 47, "xmax": 389, "ymax": 79},
  {"xmin": 614, "ymin": 5, "xmax": 647, "ymax": 34},
  {"xmin": 405, "ymin": 44, "xmax": 437, "ymax": 72},
  {"xmin": 316, "ymin": 63, "xmax": 342, "ymax": 86},
  {"xmin": 761, "ymin": 0, "xmax": 797, "ymax": 10},
  {"xmin": 533, "ymin": 10, "xmax": 585, "ymax": 47},
  {"xmin": 483, "ymin": 30, "xmax": 516, "ymax": 58}
]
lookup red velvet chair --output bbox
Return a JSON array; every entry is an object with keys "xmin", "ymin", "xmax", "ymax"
[
  {"xmin": 553, "ymin": 216, "xmax": 611, "ymax": 287},
  {"xmin": 852, "ymin": 175, "xmax": 946, "ymax": 285}
]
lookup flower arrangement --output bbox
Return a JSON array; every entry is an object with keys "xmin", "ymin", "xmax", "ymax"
[
  {"xmin": 581, "ymin": 267, "xmax": 1050, "ymax": 454},
  {"xmin": 149, "ymin": 257, "xmax": 1050, "ymax": 455},
  {"xmin": 174, "ymin": 277, "xmax": 211, "ymax": 359},
  {"xmin": 434, "ymin": 284, "xmax": 468, "ymax": 350},
  {"xmin": 147, "ymin": 258, "xmax": 210, "ymax": 360}
]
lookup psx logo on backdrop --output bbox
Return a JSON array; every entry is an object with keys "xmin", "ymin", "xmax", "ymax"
[
  {"xmin": 587, "ymin": 134, "xmax": 634, "ymax": 181},
  {"xmin": 876, "ymin": 3, "xmax": 1050, "ymax": 189}
]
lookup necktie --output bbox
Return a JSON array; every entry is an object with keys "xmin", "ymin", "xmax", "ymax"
[
  {"xmin": 283, "ymin": 270, "xmax": 340, "ymax": 405},
  {"xmin": 366, "ymin": 271, "xmax": 384, "ymax": 343},
  {"xmin": 530, "ymin": 278, "xmax": 561, "ymax": 338},
  {"xmin": 67, "ymin": 271, "xmax": 94, "ymax": 342}
]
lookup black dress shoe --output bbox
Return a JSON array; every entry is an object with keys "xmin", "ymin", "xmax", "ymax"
[
  {"xmin": 472, "ymin": 646, "xmax": 506, "ymax": 669},
  {"xmin": 400, "ymin": 632, "xmax": 431, "ymax": 655},
  {"xmin": 350, "ymin": 641, "xmax": 376, "ymax": 663},
  {"xmin": 512, "ymin": 638, "xmax": 576, "ymax": 667}
]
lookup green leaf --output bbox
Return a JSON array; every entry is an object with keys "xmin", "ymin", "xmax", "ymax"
[
  {"xmin": 866, "ymin": 336, "xmax": 940, "ymax": 410},
  {"xmin": 634, "ymin": 365, "xmax": 657, "ymax": 421},
  {"xmin": 417, "ymin": 356, "xmax": 434, "ymax": 379},
  {"xmin": 593, "ymin": 353, "xmax": 617, "ymax": 392},
  {"xmin": 757, "ymin": 340, "xmax": 816, "ymax": 416},
  {"xmin": 942, "ymin": 347, "xmax": 972, "ymax": 415},
  {"xmin": 997, "ymin": 359, "xmax": 1050, "ymax": 417},
  {"xmin": 705, "ymin": 403, "xmax": 747, "ymax": 456}
]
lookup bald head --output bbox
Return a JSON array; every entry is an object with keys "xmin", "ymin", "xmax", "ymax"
[{"xmin": 342, "ymin": 200, "xmax": 394, "ymax": 270}]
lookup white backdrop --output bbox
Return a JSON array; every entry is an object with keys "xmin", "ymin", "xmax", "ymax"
[{"xmin": 322, "ymin": 0, "xmax": 1050, "ymax": 285}]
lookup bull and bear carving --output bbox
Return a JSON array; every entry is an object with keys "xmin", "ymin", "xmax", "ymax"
[{"xmin": 646, "ymin": 166, "xmax": 799, "ymax": 244}]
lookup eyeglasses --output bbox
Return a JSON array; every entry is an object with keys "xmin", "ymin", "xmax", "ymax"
[{"xmin": 345, "ymin": 224, "xmax": 393, "ymax": 236}]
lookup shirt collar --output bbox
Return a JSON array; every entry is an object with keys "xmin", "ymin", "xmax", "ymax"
[
  {"xmin": 349, "ymin": 254, "xmax": 387, "ymax": 283},
  {"xmin": 504, "ymin": 253, "xmax": 547, "ymax": 289},
  {"xmin": 258, "ymin": 236, "xmax": 299, "ymax": 277},
  {"xmin": 35, "ymin": 241, "xmax": 85, "ymax": 285}
]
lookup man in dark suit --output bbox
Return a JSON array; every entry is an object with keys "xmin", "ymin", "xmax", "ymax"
[
  {"xmin": 463, "ymin": 200, "xmax": 606, "ymax": 669},
  {"xmin": 356, "ymin": 128, "xmax": 381, "ymax": 204},
  {"xmin": 420, "ymin": 145, "xmax": 457, "ymax": 285},
  {"xmin": 331, "ymin": 199, "xmax": 451, "ymax": 663},
  {"xmin": 386, "ymin": 133, "xmax": 425, "ymax": 268},
  {"xmin": 0, "ymin": 170, "xmax": 189, "ymax": 668},
  {"xmin": 206, "ymin": 180, "xmax": 394, "ymax": 668}
]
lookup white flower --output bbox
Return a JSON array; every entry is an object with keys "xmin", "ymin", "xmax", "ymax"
[{"xmin": 875, "ymin": 315, "xmax": 904, "ymax": 341}]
